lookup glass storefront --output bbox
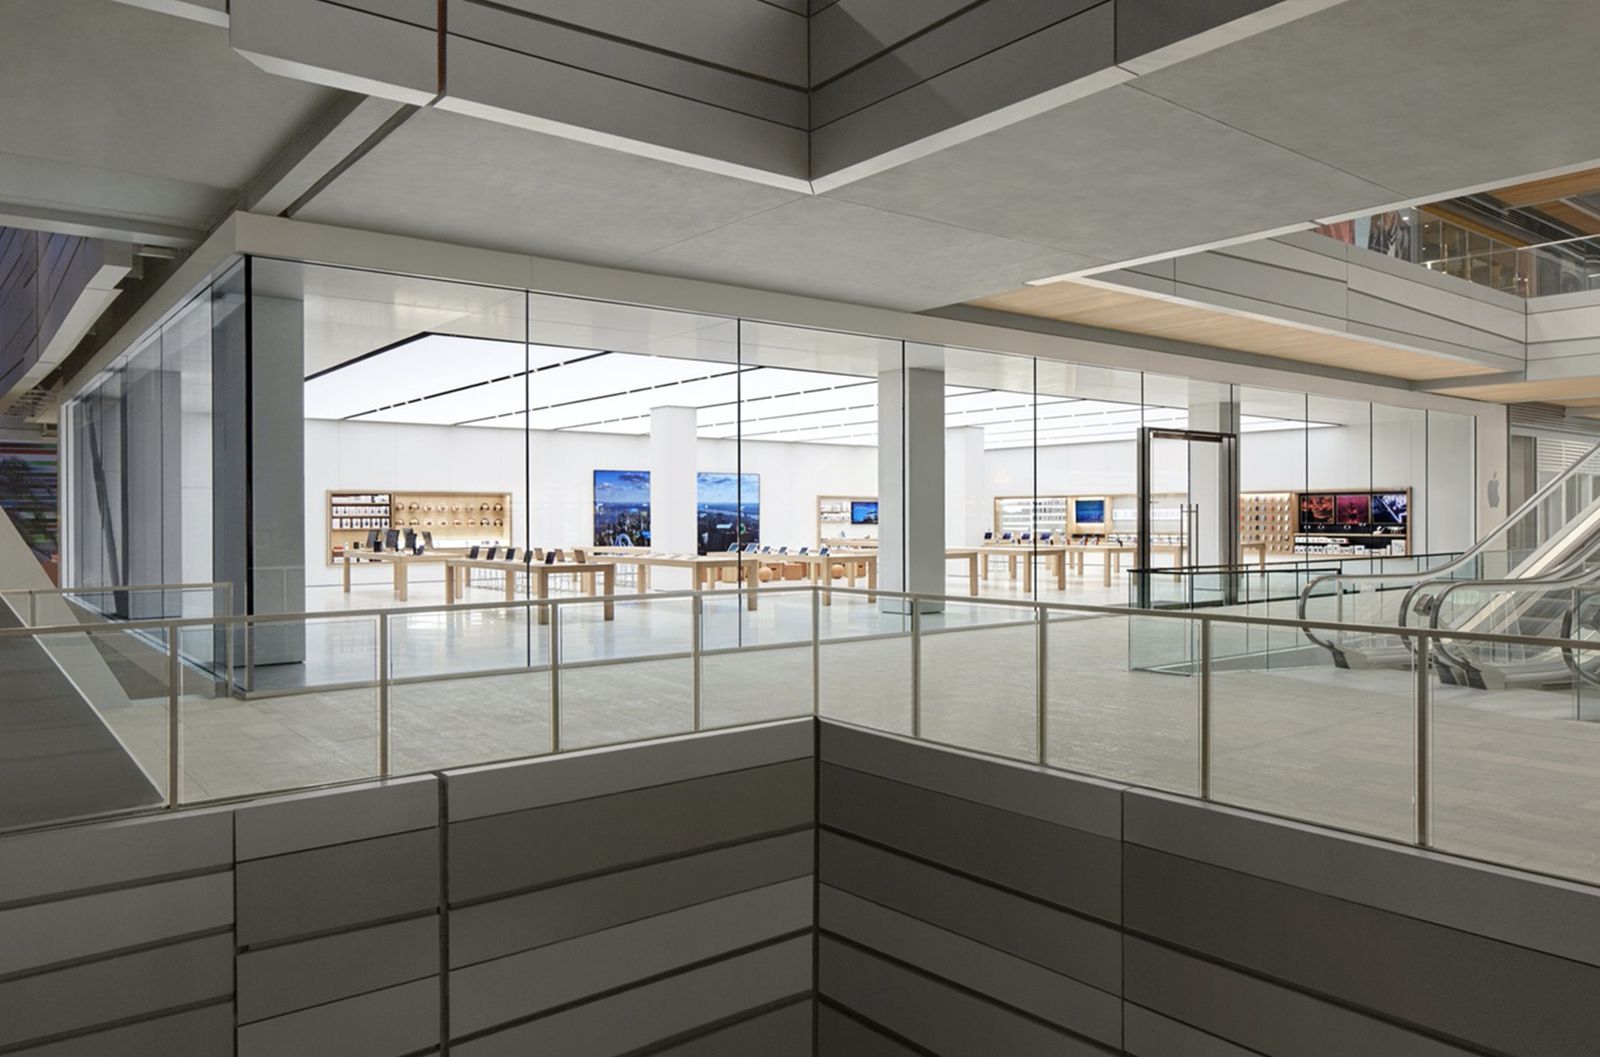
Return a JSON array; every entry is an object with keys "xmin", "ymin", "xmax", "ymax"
[{"xmin": 59, "ymin": 255, "xmax": 1481, "ymax": 625}]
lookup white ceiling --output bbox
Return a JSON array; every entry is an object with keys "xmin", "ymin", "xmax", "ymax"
[{"xmin": 303, "ymin": 333, "xmax": 1323, "ymax": 448}]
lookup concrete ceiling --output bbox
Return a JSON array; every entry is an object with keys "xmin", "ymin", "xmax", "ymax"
[{"xmin": 0, "ymin": 0, "xmax": 337, "ymax": 244}]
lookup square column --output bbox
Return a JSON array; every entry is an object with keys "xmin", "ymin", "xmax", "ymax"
[
  {"xmin": 649, "ymin": 406, "xmax": 697, "ymax": 589},
  {"xmin": 880, "ymin": 366, "xmax": 945, "ymax": 612}
]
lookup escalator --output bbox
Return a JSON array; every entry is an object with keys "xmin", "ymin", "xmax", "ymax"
[{"xmin": 1297, "ymin": 440, "xmax": 1600, "ymax": 675}]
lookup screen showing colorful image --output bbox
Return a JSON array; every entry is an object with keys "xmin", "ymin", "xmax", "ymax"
[
  {"xmin": 850, "ymin": 501, "xmax": 878, "ymax": 524},
  {"xmin": 1300, "ymin": 493, "xmax": 1335, "ymax": 527},
  {"xmin": 1335, "ymin": 494, "xmax": 1370, "ymax": 528},
  {"xmin": 1372, "ymin": 492, "xmax": 1408, "ymax": 526},
  {"xmin": 1073, "ymin": 498, "xmax": 1106, "ymax": 524},
  {"xmin": 696, "ymin": 472, "xmax": 760, "ymax": 554},
  {"xmin": 593, "ymin": 470, "xmax": 651, "ymax": 546}
]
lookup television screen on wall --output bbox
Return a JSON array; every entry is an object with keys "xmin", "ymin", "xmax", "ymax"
[
  {"xmin": 696, "ymin": 472, "xmax": 760, "ymax": 554},
  {"xmin": 850, "ymin": 501, "xmax": 878, "ymax": 524},
  {"xmin": 1335, "ymin": 494, "xmax": 1371, "ymax": 529},
  {"xmin": 1300, "ymin": 493, "xmax": 1335, "ymax": 529},
  {"xmin": 593, "ymin": 470, "xmax": 651, "ymax": 546},
  {"xmin": 1073, "ymin": 498, "xmax": 1106, "ymax": 525},
  {"xmin": 1372, "ymin": 492, "xmax": 1408, "ymax": 526}
]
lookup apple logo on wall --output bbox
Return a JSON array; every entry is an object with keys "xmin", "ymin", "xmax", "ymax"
[{"xmin": 1487, "ymin": 471, "xmax": 1501, "ymax": 510}]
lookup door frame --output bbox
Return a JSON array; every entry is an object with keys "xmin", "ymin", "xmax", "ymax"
[{"xmin": 1136, "ymin": 426, "xmax": 1239, "ymax": 608}]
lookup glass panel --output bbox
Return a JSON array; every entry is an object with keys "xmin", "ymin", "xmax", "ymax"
[
  {"xmin": 555, "ymin": 595, "xmax": 694, "ymax": 750},
  {"xmin": 700, "ymin": 589, "xmax": 814, "ymax": 730},
  {"xmin": 918, "ymin": 599, "xmax": 1037, "ymax": 761},
  {"xmin": 1048, "ymin": 611, "xmax": 1197, "ymax": 793},
  {"xmin": 1211, "ymin": 622, "xmax": 1416, "ymax": 840},
  {"xmin": 387, "ymin": 602, "xmax": 552, "ymax": 772},
  {"xmin": 180, "ymin": 615, "xmax": 380, "ymax": 802},
  {"xmin": 818, "ymin": 591, "xmax": 912, "ymax": 734}
]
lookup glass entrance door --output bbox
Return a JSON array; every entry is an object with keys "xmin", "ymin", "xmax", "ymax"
[{"xmin": 1136, "ymin": 427, "xmax": 1238, "ymax": 610}]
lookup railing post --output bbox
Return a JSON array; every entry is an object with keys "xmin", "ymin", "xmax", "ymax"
[
  {"xmin": 28, "ymin": 590, "xmax": 36, "ymax": 627},
  {"xmin": 811, "ymin": 587, "xmax": 820, "ymax": 717},
  {"xmin": 549, "ymin": 601, "xmax": 561, "ymax": 754},
  {"xmin": 1036, "ymin": 605, "xmax": 1048, "ymax": 766},
  {"xmin": 910, "ymin": 597, "xmax": 921, "ymax": 738},
  {"xmin": 1415, "ymin": 633, "xmax": 1432, "ymax": 847},
  {"xmin": 377, "ymin": 612, "xmax": 390, "ymax": 778},
  {"xmin": 691, "ymin": 593, "xmax": 703, "ymax": 732},
  {"xmin": 166, "ymin": 625, "xmax": 181, "ymax": 808},
  {"xmin": 1198, "ymin": 619, "xmax": 1212, "ymax": 799}
]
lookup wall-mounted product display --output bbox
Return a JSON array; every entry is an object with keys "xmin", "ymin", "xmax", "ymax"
[
  {"xmin": 818, "ymin": 495, "xmax": 879, "ymax": 548},
  {"xmin": 326, "ymin": 489, "xmax": 512, "ymax": 564},
  {"xmin": 696, "ymin": 472, "xmax": 759, "ymax": 554},
  {"xmin": 1239, "ymin": 492, "xmax": 1295, "ymax": 552},
  {"xmin": 1293, "ymin": 489, "xmax": 1410, "ymax": 555},
  {"xmin": 994, "ymin": 496, "xmax": 1069, "ymax": 539},
  {"xmin": 593, "ymin": 469, "xmax": 651, "ymax": 546}
]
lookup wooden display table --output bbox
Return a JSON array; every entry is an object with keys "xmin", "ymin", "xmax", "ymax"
[
  {"xmin": 945, "ymin": 548, "xmax": 981, "ymax": 596},
  {"xmin": 341, "ymin": 550, "xmax": 466, "ymax": 602},
  {"xmin": 444, "ymin": 557, "xmax": 616, "ymax": 624}
]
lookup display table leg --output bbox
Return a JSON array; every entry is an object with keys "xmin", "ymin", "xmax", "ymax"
[
  {"xmin": 504, "ymin": 568, "xmax": 516, "ymax": 602},
  {"xmin": 1055, "ymin": 553, "xmax": 1066, "ymax": 592},
  {"xmin": 445, "ymin": 563, "xmax": 455, "ymax": 605},
  {"xmin": 867, "ymin": 558, "xmax": 877, "ymax": 603},
  {"xmin": 395, "ymin": 560, "xmax": 407, "ymax": 602},
  {"xmin": 968, "ymin": 555, "xmax": 978, "ymax": 596},
  {"xmin": 603, "ymin": 566, "xmax": 615, "ymax": 621},
  {"xmin": 746, "ymin": 560, "xmax": 759, "ymax": 612},
  {"xmin": 536, "ymin": 569, "xmax": 550, "ymax": 626},
  {"xmin": 1008, "ymin": 554, "xmax": 1017, "ymax": 580},
  {"xmin": 1023, "ymin": 555, "xmax": 1033, "ymax": 594},
  {"xmin": 639, "ymin": 563, "xmax": 651, "ymax": 593},
  {"xmin": 343, "ymin": 556, "xmax": 352, "ymax": 593}
]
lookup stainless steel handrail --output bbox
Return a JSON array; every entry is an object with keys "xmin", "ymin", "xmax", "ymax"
[{"xmin": 12, "ymin": 581, "xmax": 1598, "ymax": 864}]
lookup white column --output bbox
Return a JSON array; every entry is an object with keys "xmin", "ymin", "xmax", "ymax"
[
  {"xmin": 945, "ymin": 426, "xmax": 986, "ymax": 549},
  {"xmin": 880, "ymin": 366, "xmax": 945, "ymax": 612},
  {"xmin": 649, "ymin": 405, "xmax": 698, "ymax": 589}
]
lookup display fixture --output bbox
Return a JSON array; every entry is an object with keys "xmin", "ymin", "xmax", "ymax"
[
  {"xmin": 696, "ymin": 473, "xmax": 760, "ymax": 554},
  {"xmin": 1292, "ymin": 488, "xmax": 1410, "ymax": 555},
  {"xmin": 593, "ymin": 469, "xmax": 651, "ymax": 546},
  {"xmin": 326, "ymin": 489, "xmax": 513, "ymax": 564},
  {"xmin": 817, "ymin": 495, "xmax": 879, "ymax": 548},
  {"xmin": 1239, "ymin": 492, "xmax": 1295, "ymax": 552}
]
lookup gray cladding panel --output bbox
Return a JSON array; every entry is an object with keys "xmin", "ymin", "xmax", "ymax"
[
  {"xmin": 445, "ymin": 718, "xmax": 814, "ymax": 820},
  {"xmin": 1124, "ymin": 845, "xmax": 1600, "ymax": 1057},
  {"xmin": 453, "ymin": 936, "xmax": 813, "ymax": 1057},
  {"xmin": 817, "ymin": 1003, "xmax": 925, "ymax": 1056},
  {"xmin": 236, "ymin": 828, "xmax": 440, "ymax": 946},
  {"xmin": 448, "ymin": 757, "xmax": 814, "ymax": 902},
  {"xmin": 809, "ymin": 0, "xmax": 971, "ymax": 85},
  {"xmin": 1174, "ymin": 250, "xmax": 1349, "ymax": 321},
  {"xmin": 234, "ymin": 774, "xmax": 437, "ymax": 861},
  {"xmin": 7, "ymin": 1005, "xmax": 234, "ymax": 1057},
  {"xmin": 812, "ymin": 0, "xmax": 1101, "ymax": 128},
  {"xmin": 819, "ymin": 762, "xmax": 1120, "ymax": 921},
  {"xmin": 450, "ymin": 3, "xmax": 807, "ymax": 128},
  {"xmin": 818, "ymin": 936, "xmax": 1107, "ymax": 1057},
  {"xmin": 819, "ymin": 720, "xmax": 1123, "ymax": 835},
  {"xmin": 649, "ymin": 999, "xmax": 813, "ymax": 1056},
  {"xmin": 812, "ymin": 5, "xmax": 1117, "ymax": 176},
  {"xmin": 477, "ymin": 0, "xmax": 808, "ymax": 86},
  {"xmin": 238, "ymin": 916, "xmax": 441, "ymax": 1023},
  {"xmin": 450, "ymin": 830, "xmax": 813, "ymax": 967},
  {"xmin": 450, "ymin": 877, "xmax": 813, "ymax": 1035},
  {"xmin": 818, "ymin": 831, "xmax": 1120, "ymax": 992},
  {"xmin": 236, "ymin": 976, "xmax": 440, "ymax": 1057},
  {"xmin": 1124, "ymin": 789, "xmax": 1600, "ymax": 968},
  {"xmin": 1115, "ymin": 0, "xmax": 1283, "ymax": 63},
  {"xmin": 1123, "ymin": 939, "xmax": 1475, "ymax": 1057},
  {"xmin": 0, "ymin": 872, "xmax": 232, "ymax": 975},
  {"xmin": 0, "ymin": 935, "xmax": 233, "ymax": 1049},
  {"xmin": 0, "ymin": 808, "xmax": 231, "ymax": 904},
  {"xmin": 1122, "ymin": 1006, "xmax": 1265, "ymax": 1057},
  {"xmin": 819, "ymin": 885, "xmax": 1121, "ymax": 1045}
]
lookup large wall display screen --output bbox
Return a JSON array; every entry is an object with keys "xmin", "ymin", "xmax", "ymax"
[
  {"xmin": 594, "ymin": 470, "xmax": 651, "ymax": 546},
  {"xmin": 1298, "ymin": 491, "xmax": 1409, "ymax": 535},
  {"xmin": 697, "ymin": 472, "xmax": 760, "ymax": 554}
]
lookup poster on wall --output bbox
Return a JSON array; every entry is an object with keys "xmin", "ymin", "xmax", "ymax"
[
  {"xmin": 696, "ymin": 472, "xmax": 759, "ymax": 554},
  {"xmin": 0, "ymin": 440, "xmax": 59, "ymax": 575},
  {"xmin": 593, "ymin": 470, "xmax": 651, "ymax": 546}
]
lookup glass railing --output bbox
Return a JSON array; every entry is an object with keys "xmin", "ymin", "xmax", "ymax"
[
  {"xmin": 1315, "ymin": 212, "xmax": 1600, "ymax": 298},
  {"xmin": 9, "ymin": 582, "xmax": 1600, "ymax": 888}
]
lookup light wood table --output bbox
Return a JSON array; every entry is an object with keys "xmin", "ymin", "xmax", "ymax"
[
  {"xmin": 444, "ymin": 557, "xmax": 616, "ymax": 624},
  {"xmin": 945, "ymin": 548, "xmax": 981, "ymax": 596},
  {"xmin": 978, "ymin": 544, "xmax": 1069, "ymax": 592},
  {"xmin": 759, "ymin": 551, "xmax": 877, "ymax": 604},
  {"xmin": 341, "ymin": 550, "xmax": 464, "ymax": 602},
  {"xmin": 590, "ymin": 546, "xmax": 655, "ymax": 591}
]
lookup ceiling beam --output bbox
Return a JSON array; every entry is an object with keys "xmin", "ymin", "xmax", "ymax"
[{"xmin": 1411, "ymin": 370, "xmax": 1527, "ymax": 393}]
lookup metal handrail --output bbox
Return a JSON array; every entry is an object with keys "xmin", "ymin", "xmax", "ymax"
[
  {"xmin": 14, "ymin": 581, "xmax": 1600, "ymax": 865},
  {"xmin": 2, "ymin": 581, "xmax": 234, "ymax": 628}
]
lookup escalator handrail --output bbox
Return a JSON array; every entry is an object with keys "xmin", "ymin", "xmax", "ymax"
[
  {"xmin": 1296, "ymin": 437, "xmax": 1600, "ymax": 644},
  {"xmin": 1425, "ymin": 568, "xmax": 1600, "ymax": 673}
]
